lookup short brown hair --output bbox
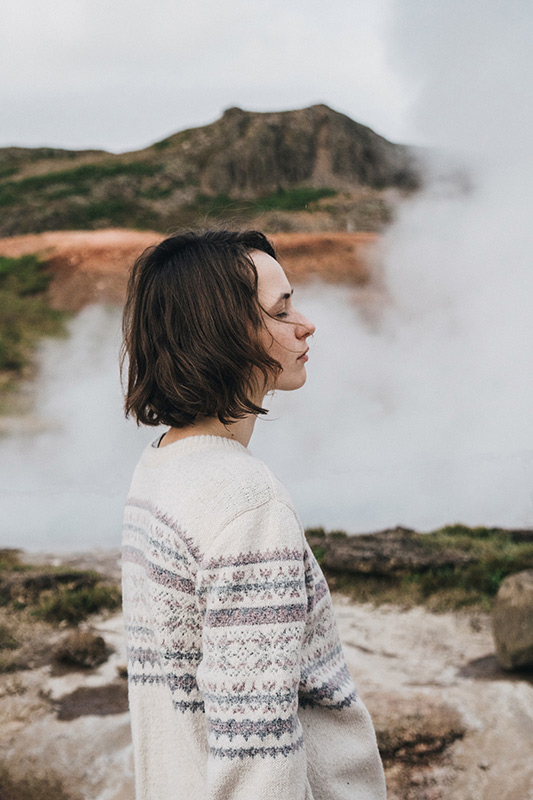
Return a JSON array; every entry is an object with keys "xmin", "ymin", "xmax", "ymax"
[{"xmin": 121, "ymin": 230, "xmax": 282, "ymax": 427}]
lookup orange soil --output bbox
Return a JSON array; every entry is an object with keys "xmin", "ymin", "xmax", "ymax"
[{"xmin": 0, "ymin": 229, "xmax": 378, "ymax": 311}]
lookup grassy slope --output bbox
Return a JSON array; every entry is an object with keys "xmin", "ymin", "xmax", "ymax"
[
  {"xmin": 307, "ymin": 524, "xmax": 533, "ymax": 612},
  {"xmin": 0, "ymin": 154, "xmax": 347, "ymax": 234}
]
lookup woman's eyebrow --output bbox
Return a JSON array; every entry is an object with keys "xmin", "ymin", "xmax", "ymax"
[{"xmin": 272, "ymin": 288, "xmax": 294, "ymax": 307}]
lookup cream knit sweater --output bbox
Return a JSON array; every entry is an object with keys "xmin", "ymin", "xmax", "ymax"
[{"xmin": 122, "ymin": 435, "xmax": 386, "ymax": 800}]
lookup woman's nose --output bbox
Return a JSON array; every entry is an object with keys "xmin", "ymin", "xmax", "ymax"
[{"xmin": 296, "ymin": 313, "xmax": 316, "ymax": 338}]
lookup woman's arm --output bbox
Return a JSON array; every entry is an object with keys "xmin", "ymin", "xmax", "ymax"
[{"xmin": 195, "ymin": 498, "xmax": 315, "ymax": 800}]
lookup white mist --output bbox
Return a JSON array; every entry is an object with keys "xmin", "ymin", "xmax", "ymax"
[{"xmin": 2, "ymin": 1, "xmax": 533, "ymax": 549}]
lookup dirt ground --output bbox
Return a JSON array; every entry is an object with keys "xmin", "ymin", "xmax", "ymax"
[
  {"xmin": 0, "ymin": 228, "xmax": 379, "ymax": 310},
  {"xmin": 2, "ymin": 550, "xmax": 532, "ymax": 800},
  {"xmin": 334, "ymin": 596, "xmax": 533, "ymax": 800}
]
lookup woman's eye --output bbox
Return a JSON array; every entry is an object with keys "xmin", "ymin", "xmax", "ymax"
[{"xmin": 276, "ymin": 311, "xmax": 289, "ymax": 319}]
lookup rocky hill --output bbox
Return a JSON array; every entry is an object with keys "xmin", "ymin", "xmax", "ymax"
[
  {"xmin": 153, "ymin": 104, "xmax": 418, "ymax": 196},
  {"xmin": 0, "ymin": 105, "xmax": 420, "ymax": 237}
]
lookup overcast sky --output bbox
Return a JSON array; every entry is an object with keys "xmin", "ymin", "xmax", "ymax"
[
  {"xmin": 1, "ymin": 0, "xmax": 420, "ymax": 153},
  {"xmin": 2, "ymin": 1, "xmax": 530, "ymax": 151}
]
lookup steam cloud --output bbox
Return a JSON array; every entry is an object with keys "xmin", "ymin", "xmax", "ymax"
[
  {"xmin": 1, "ymin": 0, "xmax": 532, "ymax": 548},
  {"xmin": 258, "ymin": 0, "xmax": 533, "ymax": 531}
]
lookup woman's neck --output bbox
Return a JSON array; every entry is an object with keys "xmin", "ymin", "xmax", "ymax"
[{"xmin": 159, "ymin": 412, "xmax": 258, "ymax": 449}]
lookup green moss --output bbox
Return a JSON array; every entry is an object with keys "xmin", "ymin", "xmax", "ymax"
[
  {"xmin": 153, "ymin": 138, "xmax": 171, "ymax": 150},
  {"xmin": 193, "ymin": 193, "xmax": 241, "ymax": 215},
  {"xmin": 0, "ymin": 255, "xmax": 66, "ymax": 375},
  {"xmin": 0, "ymin": 253, "xmax": 50, "ymax": 296},
  {"xmin": 32, "ymin": 583, "xmax": 121, "ymax": 625},
  {"xmin": 252, "ymin": 186, "xmax": 337, "ymax": 211},
  {"xmin": 418, "ymin": 524, "xmax": 509, "ymax": 549},
  {"xmin": 0, "ymin": 624, "xmax": 18, "ymax": 651},
  {"xmin": 140, "ymin": 186, "xmax": 174, "ymax": 200},
  {"xmin": 0, "ymin": 557, "xmax": 121, "ymax": 626},
  {"xmin": 0, "ymin": 187, "xmax": 17, "ymax": 207},
  {"xmin": 19, "ymin": 160, "xmax": 159, "ymax": 188},
  {"xmin": 0, "ymin": 166, "xmax": 18, "ymax": 180},
  {"xmin": 0, "ymin": 550, "xmax": 25, "ymax": 572},
  {"xmin": 311, "ymin": 545, "xmax": 327, "ymax": 565},
  {"xmin": 323, "ymin": 570, "xmax": 496, "ymax": 612},
  {"xmin": 46, "ymin": 184, "xmax": 92, "ymax": 200},
  {"xmin": 84, "ymin": 199, "xmax": 133, "ymax": 223},
  {"xmin": 412, "ymin": 526, "xmax": 533, "ymax": 596},
  {"xmin": 326, "ymin": 573, "xmax": 413, "ymax": 607},
  {"xmin": 0, "ymin": 160, "xmax": 162, "ymax": 208},
  {"xmin": 184, "ymin": 187, "xmax": 338, "ymax": 222},
  {"xmin": 305, "ymin": 527, "xmax": 326, "ymax": 538},
  {"xmin": 0, "ymin": 556, "xmax": 121, "ymax": 645}
]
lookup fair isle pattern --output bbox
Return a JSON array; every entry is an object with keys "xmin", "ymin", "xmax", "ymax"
[
  {"xmin": 123, "ymin": 497, "xmax": 207, "ymax": 716},
  {"xmin": 201, "ymin": 546, "xmax": 305, "ymax": 569},
  {"xmin": 209, "ymin": 736, "xmax": 306, "ymax": 760},
  {"xmin": 126, "ymin": 496, "xmax": 202, "ymax": 561},
  {"xmin": 122, "ymin": 436, "xmax": 386, "ymax": 800},
  {"xmin": 195, "ymin": 537, "xmax": 311, "ymax": 764}
]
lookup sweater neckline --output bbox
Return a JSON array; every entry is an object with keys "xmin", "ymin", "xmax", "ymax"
[{"xmin": 147, "ymin": 433, "xmax": 251, "ymax": 460}]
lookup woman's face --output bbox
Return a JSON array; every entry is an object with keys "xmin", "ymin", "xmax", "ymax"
[{"xmin": 252, "ymin": 249, "xmax": 316, "ymax": 393}]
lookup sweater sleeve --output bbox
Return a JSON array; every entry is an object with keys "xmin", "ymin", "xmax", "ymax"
[{"xmin": 195, "ymin": 498, "xmax": 315, "ymax": 800}]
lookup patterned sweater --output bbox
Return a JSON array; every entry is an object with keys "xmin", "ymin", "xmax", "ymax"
[{"xmin": 122, "ymin": 435, "xmax": 386, "ymax": 800}]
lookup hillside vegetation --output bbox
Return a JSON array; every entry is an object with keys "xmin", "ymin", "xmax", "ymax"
[
  {"xmin": 0, "ymin": 253, "xmax": 65, "ymax": 410},
  {"xmin": 0, "ymin": 105, "xmax": 420, "ymax": 237},
  {"xmin": 307, "ymin": 525, "xmax": 533, "ymax": 611}
]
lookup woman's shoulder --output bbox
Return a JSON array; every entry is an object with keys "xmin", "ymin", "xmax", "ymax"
[
  {"xmin": 132, "ymin": 434, "xmax": 297, "ymax": 532},
  {"xmin": 190, "ymin": 449, "xmax": 305, "ymax": 563},
  {"xmin": 188, "ymin": 440, "xmax": 295, "ymax": 515}
]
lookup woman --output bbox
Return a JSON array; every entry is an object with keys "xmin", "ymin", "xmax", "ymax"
[{"xmin": 121, "ymin": 230, "xmax": 386, "ymax": 800}]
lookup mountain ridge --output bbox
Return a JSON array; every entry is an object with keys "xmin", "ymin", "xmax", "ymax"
[{"xmin": 0, "ymin": 104, "xmax": 420, "ymax": 236}]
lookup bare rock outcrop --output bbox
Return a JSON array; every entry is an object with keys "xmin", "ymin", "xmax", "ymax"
[
  {"xmin": 492, "ymin": 570, "xmax": 533, "ymax": 670},
  {"xmin": 185, "ymin": 104, "xmax": 419, "ymax": 197}
]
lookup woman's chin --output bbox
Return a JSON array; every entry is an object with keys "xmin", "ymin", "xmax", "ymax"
[{"xmin": 274, "ymin": 372, "xmax": 308, "ymax": 392}]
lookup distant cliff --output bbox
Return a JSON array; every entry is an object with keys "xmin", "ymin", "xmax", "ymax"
[{"xmin": 0, "ymin": 105, "xmax": 420, "ymax": 236}]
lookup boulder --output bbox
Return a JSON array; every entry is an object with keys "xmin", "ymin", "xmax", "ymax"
[{"xmin": 492, "ymin": 570, "xmax": 533, "ymax": 670}]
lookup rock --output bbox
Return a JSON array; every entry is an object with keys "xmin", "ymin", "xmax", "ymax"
[
  {"xmin": 0, "ymin": 762, "xmax": 72, "ymax": 800},
  {"xmin": 54, "ymin": 630, "xmax": 108, "ymax": 669},
  {"xmin": 197, "ymin": 104, "xmax": 420, "ymax": 197},
  {"xmin": 365, "ymin": 692, "xmax": 467, "ymax": 763},
  {"xmin": 492, "ymin": 570, "xmax": 533, "ymax": 670}
]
